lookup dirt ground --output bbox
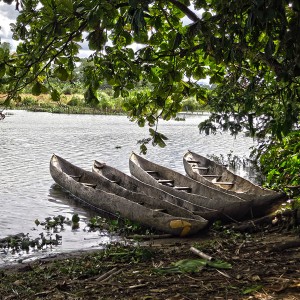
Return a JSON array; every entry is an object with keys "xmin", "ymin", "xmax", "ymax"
[{"xmin": 0, "ymin": 225, "xmax": 300, "ymax": 300}]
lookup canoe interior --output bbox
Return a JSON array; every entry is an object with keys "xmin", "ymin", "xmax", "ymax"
[
  {"xmin": 183, "ymin": 150, "xmax": 286, "ymax": 208},
  {"xmin": 129, "ymin": 152, "xmax": 256, "ymax": 221},
  {"xmin": 183, "ymin": 150, "xmax": 287, "ymax": 218},
  {"xmin": 92, "ymin": 160, "xmax": 209, "ymax": 222}
]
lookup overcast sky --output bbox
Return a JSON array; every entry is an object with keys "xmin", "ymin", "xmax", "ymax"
[{"xmin": 0, "ymin": 2, "xmax": 20, "ymax": 50}]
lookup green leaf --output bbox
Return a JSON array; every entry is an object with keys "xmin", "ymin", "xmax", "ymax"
[
  {"xmin": 54, "ymin": 66, "xmax": 69, "ymax": 81},
  {"xmin": 84, "ymin": 86, "xmax": 99, "ymax": 106},
  {"xmin": 242, "ymin": 285, "xmax": 263, "ymax": 295},
  {"xmin": 155, "ymin": 258, "xmax": 231, "ymax": 274},
  {"xmin": 72, "ymin": 213, "xmax": 80, "ymax": 223},
  {"xmin": 193, "ymin": 66, "xmax": 205, "ymax": 80},
  {"xmin": 173, "ymin": 33, "xmax": 182, "ymax": 49},
  {"xmin": 0, "ymin": 63, "xmax": 6, "ymax": 78},
  {"xmin": 32, "ymin": 82, "xmax": 43, "ymax": 96},
  {"xmin": 51, "ymin": 89, "xmax": 60, "ymax": 102},
  {"xmin": 207, "ymin": 260, "xmax": 232, "ymax": 269},
  {"xmin": 140, "ymin": 143, "xmax": 147, "ymax": 155},
  {"xmin": 87, "ymin": 28, "xmax": 106, "ymax": 51}
]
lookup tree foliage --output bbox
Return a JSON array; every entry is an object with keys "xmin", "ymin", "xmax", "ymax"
[
  {"xmin": 254, "ymin": 130, "xmax": 300, "ymax": 197},
  {"xmin": 0, "ymin": 0, "xmax": 300, "ymax": 148}
]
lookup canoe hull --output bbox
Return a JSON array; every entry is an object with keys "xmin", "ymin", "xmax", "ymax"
[
  {"xmin": 92, "ymin": 160, "xmax": 220, "ymax": 221},
  {"xmin": 50, "ymin": 155, "xmax": 207, "ymax": 236},
  {"xmin": 129, "ymin": 152, "xmax": 252, "ymax": 221},
  {"xmin": 183, "ymin": 150, "xmax": 286, "ymax": 214}
]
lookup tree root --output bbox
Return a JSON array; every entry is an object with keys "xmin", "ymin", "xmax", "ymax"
[{"xmin": 227, "ymin": 209, "xmax": 299, "ymax": 232}]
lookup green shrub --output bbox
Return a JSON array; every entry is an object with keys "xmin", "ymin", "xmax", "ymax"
[
  {"xmin": 182, "ymin": 97, "xmax": 202, "ymax": 112},
  {"xmin": 22, "ymin": 97, "xmax": 37, "ymax": 106},
  {"xmin": 67, "ymin": 96, "xmax": 83, "ymax": 107},
  {"xmin": 62, "ymin": 86, "xmax": 72, "ymax": 95},
  {"xmin": 98, "ymin": 92, "xmax": 112, "ymax": 110},
  {"xmin": 258, "ymin": 130, "xmax": 300, "ymax": 198}
]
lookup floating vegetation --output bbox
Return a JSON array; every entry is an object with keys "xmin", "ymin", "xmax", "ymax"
[
  {"xmin": 174, "ymin": 116, "xmax": 185, "ymax": 121},
  {"xmin": 0, "ymin": 232, "xmax": 62, "ymax": 253},
  {"xmin": 87, "ymin": 215, "xmax": 157, "ymax": 237},
  {"xmin": 0, "ymin": 213, "xmax": 157, "ymax": 256},
  {"xmin": 0, "ymin": 214, "xmax": 79, "ymax": 254}
]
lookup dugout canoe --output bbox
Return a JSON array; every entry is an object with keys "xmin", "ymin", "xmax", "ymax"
[
  {"xmin": 129, "ymin": 152, "xmax": 252, "ymax": 221},
  {"xmin": 183, "ymin": 150, "xmax": 285, "ymax": 214},
  {"xmin": 50, "ymin": 154, "xmax": 208, "ymax": 237},
  {"xmin": 92, "ymin": 160, "xmax": 220, "ymax": 221}
]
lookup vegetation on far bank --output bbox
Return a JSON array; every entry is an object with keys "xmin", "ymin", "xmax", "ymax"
[{"xmin": 0, "ymin": 86, "xmax": 208, "ymax": 116}]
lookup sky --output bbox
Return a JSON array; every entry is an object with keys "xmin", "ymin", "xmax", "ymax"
[{"xmin": 0, "ymin": 2, "xmax": 20, "ymax": 51}]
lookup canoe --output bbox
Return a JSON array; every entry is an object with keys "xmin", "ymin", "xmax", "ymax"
[
  {"xmin": 129, "ymin": 152, "xmax": 252, "ymax": 221},
  {"xmin": 50, "ymin": 154, "xmax": 208, "ymax": 237},
  {"xmin": 92, "ymin": 160, "xmax": 220, "ymax": 221},
  {"xmin": 183, "ymin": 150, "xmax": 286, "ymax": 213}
]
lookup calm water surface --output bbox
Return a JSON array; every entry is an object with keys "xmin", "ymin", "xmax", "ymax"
[{"xmin": 0, "ymin": 110, "xmax": 255, "ymax": 265}]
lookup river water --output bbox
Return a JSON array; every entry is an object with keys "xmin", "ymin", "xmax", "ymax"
[{"xmin": 0, "ymin": 110, "xmax": 255, "ymax": 265}]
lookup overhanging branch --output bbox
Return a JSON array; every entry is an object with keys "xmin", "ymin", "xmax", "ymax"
[{"xmin": 168, "ymin": 0, "xmax": 200, "ymax": 22}]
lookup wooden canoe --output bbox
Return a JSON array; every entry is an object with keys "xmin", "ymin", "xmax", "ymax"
[
  {"xmin": 92, "ymin": 160, "xmax": 220, "ymax": 221},
  {"xmin": 183, "ymin": 150, "xmax": 286, "ymax": 214},
  {"xmin": 50, "ymin": 154, "xmax": 208, "ymax": 237},
  {"xmin": 129, "ymin": 152, "xmax": 252, "ymax": 221}
]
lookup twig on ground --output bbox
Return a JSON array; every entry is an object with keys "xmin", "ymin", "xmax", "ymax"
[
  {"xmin": 96, "ymin": 267, "xmax": 123, "ymax": 282},
  {"xmin": 215, "ymin": 269, "xmax": 231, "ymax": 278},
  {"xmin": 190, "ymin": 246, "xmax": 213, "ymax": 261}
]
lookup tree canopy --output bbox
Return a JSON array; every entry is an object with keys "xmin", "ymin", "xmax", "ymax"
[{"xmin": 1, "ymin": 0, "xmax": 300, "ymax": 149}]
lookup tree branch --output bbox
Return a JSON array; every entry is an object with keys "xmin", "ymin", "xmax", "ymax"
[{"xmin": 168, "ymin": 0, "xmax": 200, "ymax": 22}]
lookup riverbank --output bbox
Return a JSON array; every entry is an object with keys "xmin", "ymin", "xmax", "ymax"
[
  {"xmin": 1, "ymin": 224, "xmax": 299, "ymax": 299},
  {"xmin": 1, "ymin": 93, "xmax": 208, "ymax": 116}
]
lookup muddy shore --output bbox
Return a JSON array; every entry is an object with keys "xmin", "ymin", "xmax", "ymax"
[{"xmin": 1, "ymin": 227, "xmax": 299, "ymax": 300}]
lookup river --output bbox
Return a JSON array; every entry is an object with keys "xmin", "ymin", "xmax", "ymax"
[{"xmin": 0, "ymin": 110, "xmax": 255, "ymax": 265}]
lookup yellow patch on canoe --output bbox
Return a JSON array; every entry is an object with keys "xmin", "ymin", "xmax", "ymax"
[{"xmin": 169, "ymin": 220, "xmax": 191, "ymax": 237}]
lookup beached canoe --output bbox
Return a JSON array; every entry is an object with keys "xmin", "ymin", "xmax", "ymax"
[
  {"xmin": 92, "ymin": 160, "xmax": 220, "ymax": 221},
  {"xmin": 183, "ymin": 150, "xmax": 285, "ymax": 213},
  {"xmin": 50, "ymin": 154, "xmax": 208, "ymax": 237},
  {"xmin": 129, "ymin": 152, "xmax": 252, "ymax": 221}
]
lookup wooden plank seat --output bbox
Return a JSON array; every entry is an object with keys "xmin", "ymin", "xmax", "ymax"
[
  {"xmin": 82, "ymin": 183, "xmax": 97, "ymax": 188},
  {"xmin": 202, "ymin": 174, "xmax": 221, "ymax": 178},
  {"xmin": 146, "ymin": 170, "xmax": 158, "ymax": 174},
  {"xmin": 192, "ymin": 166, "xmax": 209, "ymax": 170},
  {"xmin": 110, "ymin": 180, "xmax": 119, "ymax": 184},
  {"xmin": 69, "ymin": 174, "xmax": 82, "ymax": 180},
  {"xmin": 174, "ymin": 186, "xmax": 192, "ymax": 192},
  {"xmin": 213, "ymin": 181, "xmax": 234, "ymax": 185},
  {"xmin": 153, "ymin": 208, "xmax": 167, "ymax": 213},
  {"xmin": 157, "ymin": 179, "xmax": 174, "ymax": 184}
]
